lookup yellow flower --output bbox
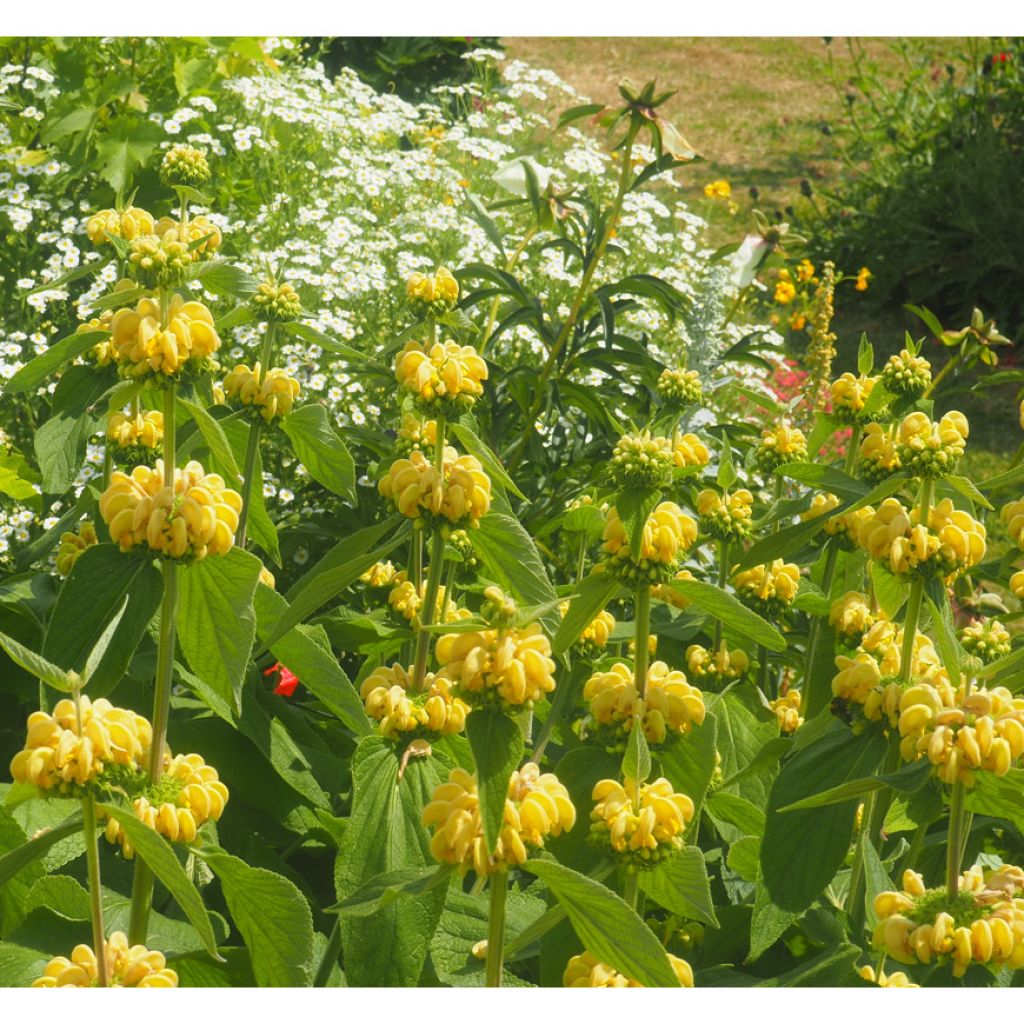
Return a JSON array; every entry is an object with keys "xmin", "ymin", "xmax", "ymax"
[
  {"xmin": 960, "ymin": 619, "xmax": 1011, "ymax": 662},
  {"xmin": 105, "ymin": 751, "xmax": 229, "ymax": 856},
  {"xmin": 55, "ymin": 520, "xmax": 98, "ymax": 577},
  {"xmin": 773, "ymin": 279, "xmax": 797, "ymax": 305},
  {"xmin": 564, "ymin": 951, "xmax": 694, "ymax": 987},
  {"xmin": 583, "ymin": 661, "xmax": 705, "ymax": 746},
  {"xmin": 222, "ymin": 363, "xmax": 301, "ymax": 422},
  {"xmin": 858, "ymin": 423, "xmax": 901, "ymax": 482},
  {"xmin": 590, "ymin": 776, "xmax": 694, "ymax": 863},
  {"xmin": 32, "ymin": 933, "xmax": 177, "ymax": 988},
  {"xmin": 86, "ymin": 207, "xmax": 155, "ymax": 247},
  {"xmin": 685, "ymin": 643, "xmax": 749, "ymax": 683},
  {"xmin": 801, "ymin": 491, "xmax": 841, "ymax": 523},
  {"xmin": 395, "ymin": 339, "xmax": 488, "ymax": 408},
  {"xmin": 251, "ymin": 279, "xmax": 302, "ymax": 321},
  {"xmin": 855, "ymin": 266, "xmax": 872, "ymax": 291},
  {"xmin": 898, "ymin": 683, "xmax": 1024, "ymax": 786},
  {"xmin": 696, "ymin": 489, "xmax": 754, "ymax": 543},
  {"xmin": 396, "ymin": 412, "xmax": 437, "ymax": 454},
  {"xmin": 153, "ymin": 214, "xmax": 222, "ymax": 259},
  {"xmin": 360, "ymin": 560, "xmax": 397, "ymax": 588},
  {"xmin": 703, "ymin": 179, "xmax": 731, "ymax": 200},
  {"xmin": 386, "ymin": 571, "xmax": 452, "ymax": 625},
  {"xmin": 406, "ymin": 266, "xmax": 460, "ymax": 316},
  {"xmin": 436, "ymin": 623, "xmax": 556, "ymax": 708},
  {"xmin": 652, "ymin": 568, "xmax": 697, "ymax": 609},
  {"xmin": 99, "ymin": 459, "xmax": 242, "ymax": 561},
  {"xmin": 796, "ymin": 259, "xmax": 816, "ymax": 284},
  {"xmin": 601, "ymin": 501, "xmax": 697, "ymax": 584},
  {"xmin": 359, "ymin": 663, "xmax": 468, "ymax": 740},
  {"xmin": 830, "ymin": 372, "xmax": 877, "ymax": 422},
  {"xmin": 732, "ymin": 560, "xmax": 800, "ymax": 614},
  {"xmin": 755, "ymin": 420, "xmax": 807, "ymax": 473},
  {"xmin": 10, "ymin": 697, "xmax": 151, "ymax": 792},
  {"xmin": 106, "ymin": 409, "xmax": 164, "ymax": 450},
  {"xmin": 110, "ymin": 293, "xmax": 220, "ymax": 377},
  {"xmin": 771, "ymin": 689, "xmax": 803, "ymax": 733},
  {"xmin": 258, "ymin": 564, "xmax": 276, "ymax": 589},
  {"xmin": 1001, "ymin": 497, "xmax": 1024, "ymax": 549},
  {"xmin": 857, "ymin": 964, "xmax": 919, "ymax": 988},
  {"xmin": 379, "ymin": 446, "xmax": 492, "ymax": 527},
  {"xmin": 897, "ymin": 411, "xmax": 968, "ymax": 478},
  {"xmin": 828, "ymin": 591, "xmax": 877, "ymax": 642},
  {"xmin": 422, "ymin": 763, "xmax": 575, "ymax": 876},
  {"xmin": 559, "ymin": 601, "xmax": 615, "ymax": 649},
  {"xmin": 872, "ymin": 866, "xmax": 1024, "ymax": 978}
]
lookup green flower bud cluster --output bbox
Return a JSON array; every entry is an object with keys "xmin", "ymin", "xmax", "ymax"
[
  {"xmin": 610, "ymin": 431, "xmax": 676, "ymax": 489},
  {"xmin": 251, "ymin": 279, "xmax": 303, "ymax": 322},
  {"xmin": 160, "ymin": 144, "xmax": 211, "ymax": 188},
  {"xmin": 959, "ymin": 619, "xmax": 1012, "ymax": 663},
  {"xmin": 657, "ymin": 367, "xmax": 703, "ymax": 407},
  {"xmin": 128, "ymin": 234, "xmax": 192, "ymax": 289},
  {"xmin": 880, "ymin": 348, "xmax": 932, "ymax": 397}
]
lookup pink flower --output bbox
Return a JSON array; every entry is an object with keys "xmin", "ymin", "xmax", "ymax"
[{"xmin": 264, "ymin": 662, "xmax": 300, "ymax": 697}]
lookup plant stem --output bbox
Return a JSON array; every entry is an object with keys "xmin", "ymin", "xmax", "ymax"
[
  {"xmin": 924, "ymin": 351, "xmax": 962, "ymax": 399},
  {"xmin": 575, "ymin": 534, "xmax": 587, "ymax": 584},
  {"xmin": 757, "ymin": 644, "xmax": 771, "ymax": 698},
  {"xmin": 236, "ymin": 323, "xmax": 276, "ymax": 549},
  {"xmin": 485, "ymin": 870, "xmax": 508, "ymax": 988},
  {"xmin": 633, "ymin": 584, "xmax": 651, "ymax": 701},
  {"xmin": 804, "ymin": 541, "xmax": 839, "ymax": 717},
  {"xmin": 82, "ymin": 794, "xmax": 108, "ymax": 986},
  {"xmin": 714, "ymin": 540, "xmax": 729, "ymax": 650},
  {"xmin": 313, "ymin": 916, "xmax": 342, "ymax": 987},
  {"xmin": 130, "ymin": 372, "xmax": 178, "ymax": 946},
  {"xmin": 946, "ymin": 781, "xmax": 966, "ymax": 901},
  {"xmin": 623, "ymin": 868, "xmax": 639, "ymax": 909}
]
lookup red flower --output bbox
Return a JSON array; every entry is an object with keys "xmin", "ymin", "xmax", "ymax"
[{"xmin": 264, "ymin": 662, "xmax": 300, "ymax": 697}]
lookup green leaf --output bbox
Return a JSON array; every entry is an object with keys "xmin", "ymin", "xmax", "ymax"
[
  {"xmin": 622, "ymin": 722, "xmax": 651, "ymax": 783},
  {"xmin": 926, "ymin": 589, "xmax": 964, "ymax": 689},
  {"xmin": 664, "ymin": 577, "xmax": 786, "ymax": 651},
  {"xmin": 253, "ymin": 585, "xmax": 372, "ymax": 736},
  {"xmin": 639, "ymin": 847, "xmax": 719, "ymax": 927},
  {"xmin": 861, "ymin": 828, "xmax": 892, "ymax": 931},
  {"xmin": 712, "ymin": 691, "xmax": 780, "ymax": 806},
  {"xmin": 716, "ymin": 435, "xmax": 737, "ymax": 489},
  {"xmin": 947, "ymin": 475, "xmax": 994, "ymax": 511},
  {"xmin": 200, "ymin": 848, "xmax": 313, "ymax": 986},
  {"xmin": 4, "ymin": 330, "xmax": 108, "ymax": 395},
  {"xmin": 34, "ymin": 410, "xmax": 94, "ymax": 494},
  {"xmin": 616, "ymin": 487, "xmax": 661, "ymax": 562},
  {"xmin": 197, "ymin": 261, "xmax": 258, "ymax": 298},
  {"xmin": 964, "ymin": 768, "xmax": 1024, "ymax": 832},
  {"xmin": 756, "ymin": 942, "xmax": 864, "ymax": 987},
  {"xmin": 95, "ymin": 803, "xmax": 218, "ymax": 959},
  {"xmin": 655, "ymin": 711, "xmax": 719, "ymax": 818},
  {"xmin": 336, "ymin": 737, "xmax": 446, "ymax": 986},
  {"xmin": 178, "ymin": 398, "xmax": 242, "ymax": 487},
  {"xmin": 777, "ymin": 756, "xmax": 931, "ymax": 812},
  {"xmin": 727, "ymin": 836, "xmax": 761, "ymax": 882},
  {"xmin": 43, "ymin": 543, "xmax": 161, "ymax": 694},
  {"xmin": 450, "ymin": 420, "xmax": 526, "ymax": 501},
  {"xmin": 177, "ymin": 547, "xmax": 261, "ymax": 713},
  {"xmin": 552, "ymin": 570, "xmax": 619, "ymax": 655},
  {"xmin": 776, "ymin": 462, "xmax": 868, "ymax": 501},
  {"xmin": 760, "ymin": 723, "xmax": 887, "ymax": 913},
  {"xmin": 263, "ymin": 519, "xmax": 406, "ymax": 650},
  {"xmin": 869, "ymin": 561, "xmax": 907, "ymax": 620},
  {"xmin": 466, "ymin": 710, "xmax": 523, "ymax": 854},
  {"xmin": 0, "ymin": 942, "xmax": 49, "ymax": 987},
  {"xmin": 0, "ymin": 815, "xmax": 80, "ymax": 888},
  {"xmin": 857, "ymin": 333, "xmax": 874, "ymax": 374},
  {"xmin": 279, "ymin": 321, "xmax": 368, "ymax": 364},
  {"xmin": 330, "ymin": 865, "xmax": 452, "ymax": 917},
  {"xmin": 218, "ymin": 417, "xmax": 278, "ymax": 566},
  {"xmin": 522, "ymin": 859, "xmax": 680, "ymax": 987},
  {"xmin": 471, "ymin": 513, "xmax": 559, "ymax": 639},
  {"xmin": 557, "ymin": 102, "xmax": 606, "ymax": 129},
  {"xmin": 173, "ymin": 55, "xmax": 216, "ymax": 97},
  {"xmin": 707, "ymin": 791, "xmax": 766, "ymax": 839},
  {"xmin": 0, "ymin": 448, "xmax": 41, "ymax": 504},
  {"xmin": 280, "ymin": 404, "xmax": 356, "ymax": 502},
  {"xmin": 0, "ymin": 630, "xmax": 71, "ymax": 691},
  {"xmin": 96, "ymin": 122, "xmax": 162, "ymax": 193}
]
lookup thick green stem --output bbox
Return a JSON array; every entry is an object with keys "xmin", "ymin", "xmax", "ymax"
[
  {"xmin": 757, "ymin": 644, "xmax": 771, "ymax": 698},
  {"xmin": 713, "ymin": 540, "xmax": 729, "ymax": 650},
  {"xmin": 314, "ymin": 916, "xmax": 342, "ymax": 987},
  {"xmin": 485, "ymin": 870, "xmax": 508, "ymax": 988},
  {"xmin": 411, "ymin": 529, "xmax": 445, "ymax": 688},
  {"xmin": 623, "ymin": 868, "xmax": 639, "ymax": 909},
  {"xmin": 946, "ymin": 782, "xmax": 966, "ymax": 901},
  {"xmin": 633, "ymin": 584, "xmax": 651, "ymax": 701},
  {"xmin": 82, "ymin": 794, "xmax": 108, "ymax": 986},
  {"xmin": 236, "ymin": 324, "xmax": 276, "ymax": 548},
  {"xmin": 804, "ymin": 541, "xmax": 839, "ymax": 717},
  {"xmin": 924, "ymin": 351, "xmax": 962, "ymax": 399}
]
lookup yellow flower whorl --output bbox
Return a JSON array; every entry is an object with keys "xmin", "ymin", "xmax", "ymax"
[
  {"xmin": 110, "ymin": 293, "xmax": 221, "ymax": 378},
  {"xmin": 685, "ymin": 643, "xmax": 750, "ymax": 684},
  {"xmin": 859, "ymin": 423, "xmax": 901, "ymax": 482},
  {"xmin": 590, "ymin": 776, "xmax": 694, "ymax": 864},
  {"xmin": 872, "ymin": 866, "xmax": 1024, "ymax": 977},
  {"xmin": 771, "ymin": 689, "xmax": 804, "ymax": 734},
  {"xmin": 379, "ymin": 447, "xmax": 492, "ymax": 527},
  {"xmin": 107, "ymin": 409, "xmax": 164, "ymax": 450},
  {"xmin": 395, "ymin": 339, "xmax": 487, "ymax": 407},
  {"xmin": 830, "ymin": 372, "xmax": 877, "ymax": 423},
  {"xmin": 222, "ymin": 362, "xmax": 301, "ymax": 422},
  {"xmin": 359, "ymin": 663, "xmax": 469, "ymax": 740},
  {"xmin": 960, "ymin": 619, "xmax": 1011, "ymax": 663},
  {"xmin": 436, "ymin": 623, "xmax": 556, "ymax": 708},
  {"xmin": 360, "ymin": 560, "xmax": 397, "ymax": 588},
  {"xmin": 696, "ymin": 489, "xmax": 754, "ymax": 543},
  {"xmin": 732, "ymin": 559, "xmax": 800, "ymax": 615},
  {"xmin": 396, "ymin": 412, "xmax": 438, "ymax": 454},
  {"xmin": 422, "ymin": 763, "xmax": 575, "ymax": 876},
  {"xmin": 897, "ymin": 411, "xmax": 969, "ymax": 479},
  {"xmin": 9, "ymin": 697, "xmax": 152, "ymax": 792},
  {"xmin": 755, "ymin": 420, "xmax": 807, "ymax": 474},
  {"xmin": 583, "ymin": 661, "xmax": 706, "ymax": 746},
  {"xmin": 406, "ymin": 266, "xmax": 460, "ymax": 316},
  {"xmin": 86, "ymin": 207, "xmax": 155, "ymax": 247},
  {"xmin": 601, "ymin": 501, "xmax": 697, "ymax": 585},
  {"xmin": 829, "ymin": 591, "xmax": 878, "ymax": 643},
  {"xmin": 857, "ymin": 964, "xmax": 919, "ymax": 988},
  {"xmin": 32, "ymin": 932, "xmax": 178, "ymax": 988},
  {"xmin": 559, "ymin": 601, "xmax": 615, "ymax": 649},
  {"xmin": 564, "ymin": 951, "xmax": 694, "ymax": 987},
  {"xmin": 99, "ymin": 459, "xmax": 242, "ymax": 561},
  {"xmin": 880, "ymin": 348, "xmax": 932, "ymax": 397},
  {"xmin": 55, "ymin": 520, "xmax": 98, "ymax": 577},
  {"xmin": 154, "ymin": 214, "xmax": 222, "ymax": 259},
  {"xmin": 897, "ymin": 683, "xmax": 1024, "ymax": 786}
]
